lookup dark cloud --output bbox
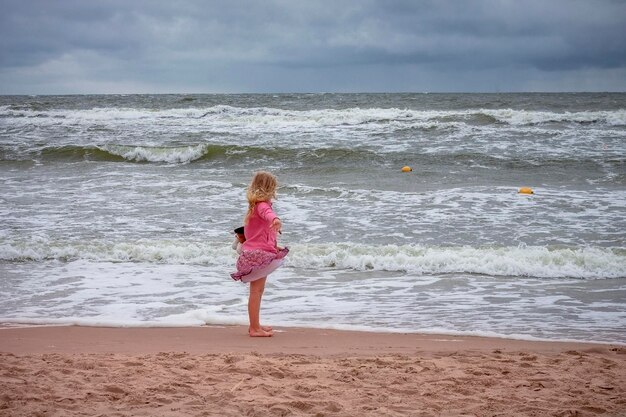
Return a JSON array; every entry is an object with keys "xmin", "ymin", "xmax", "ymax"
[{"xmin": 0, "ymin": 0, "xmax": 624, "ymax": 93}]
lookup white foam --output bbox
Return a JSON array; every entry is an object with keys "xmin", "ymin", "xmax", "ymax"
[
  {"xmin": 483, "ymin": 108, "xmax": 626, "ymax": 126},
  {"xmin": 3, "ymin": 105, "xmax": 625, "ymax": 131},
  {"xmin": 0, "ymin": 315, "xmax": 618, "ymax": 346},
  {"xmin": 102, "ymin": 144, "xmax": 209, "ymax": 164},
  {"xmin": 279, "ymin": 184, "xmax": 626, "ymax": 249},
  {"xmin": 2, "ymin": 239, "xmax": 624, "ymax": 279},
  {"xmin": 1, "ymin": 257, "xmax": 624, "ymax": 344},
  {"xmin": 0, "ymin": 240, "xmax": 237, "ymax": 265},
  {"xmin": 2, "ymin": 104, "xmax": 625, "ymax": 170}
]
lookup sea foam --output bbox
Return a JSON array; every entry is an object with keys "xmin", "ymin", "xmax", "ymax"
[
  {"xmin": 102, "ymin": 144, "xmax": 209, "ymax": 164},
  {"xmin": 2, "ymin": 240, "xmax": 624, "ymax": 279},
  {"xmin": 2, "ymin": 105, "xmax": 625, "ymax": 127}
]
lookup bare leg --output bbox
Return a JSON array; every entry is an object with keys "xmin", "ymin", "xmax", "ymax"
[{"xmin": 248, "ymin": 277, "xmax": 273, "ymax": 337}]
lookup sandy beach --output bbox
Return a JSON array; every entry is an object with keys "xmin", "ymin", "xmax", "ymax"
[{"xmin": 0, "ymin": 326, "xmax": 624, "ymax": 416}]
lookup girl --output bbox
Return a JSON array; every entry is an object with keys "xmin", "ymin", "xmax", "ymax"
[{"xmin": 231, "ymin": 171, "xmax": 289, "ymax": 337}]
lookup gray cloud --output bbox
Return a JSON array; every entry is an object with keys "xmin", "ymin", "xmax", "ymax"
[{"xmin": 0, "ymin": 0, "xmax": 624, "ymax": 93}]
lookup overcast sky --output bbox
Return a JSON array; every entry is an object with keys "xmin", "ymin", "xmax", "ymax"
[{"xmin": 1, "ymin": 0, "xmax": 625, "ymax": 94}]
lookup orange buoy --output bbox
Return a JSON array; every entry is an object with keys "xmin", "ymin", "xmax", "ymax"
[
  {"xmin": 401, "ymin": 166, "xmax": 412, "ymax": 172},
  {"xmin": 518, "ymin": 187, "xmax": 534, "ymax": 195}
]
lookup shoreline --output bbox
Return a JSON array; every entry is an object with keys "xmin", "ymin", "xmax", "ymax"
[
  {"xmin": 1, "ymin": 320, "xmax": 623, "ymax": 347},
  {"xmin": 2, "ymin": 325, "xmax": 625, "ymax": 416},
  {"xmin": 0, "ymin": 324, "xmax": 620, "ymax": 356}
]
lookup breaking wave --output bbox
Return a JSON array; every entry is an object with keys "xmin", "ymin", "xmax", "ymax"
[
  {"xmin": 2, "ymin": 144, "xmax": 623, "ymax": 170},
  {"xmin": 2, "ymin": 240, "xmax": 624, "ymax": 279},
  {"xmin": 1, "ymin": 143, "xmax": 380, "ymax": 164},
  {"xmin": 2, "ymin": 104, "xmax": 625, "ymax": 127}
]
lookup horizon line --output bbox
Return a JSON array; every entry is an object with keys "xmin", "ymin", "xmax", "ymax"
[{"xmin": 1, "ymin": 91, "xmax": 625, "ymax": 97}]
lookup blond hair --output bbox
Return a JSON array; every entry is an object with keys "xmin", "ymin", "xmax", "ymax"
[{"xmin": 244, "ymin": 171, "xmax": 278, "ymax": 224}]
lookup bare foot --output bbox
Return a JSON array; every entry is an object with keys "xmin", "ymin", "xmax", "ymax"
[
  {"xmin": 249, "ymin": 328, "xmax": 273, "ymax": 337},
  {"xmin": 249, "ymin": 325, "xmax": 272, "ymax": 332}
]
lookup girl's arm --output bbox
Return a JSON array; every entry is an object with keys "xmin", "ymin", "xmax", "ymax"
[
  {"xmin": 256, "ymin": 202, "xmax": 277, "ymax": 222},
  {"xmin": 257, "ymin": 202, "xmax": 281, "ymax": 232}
]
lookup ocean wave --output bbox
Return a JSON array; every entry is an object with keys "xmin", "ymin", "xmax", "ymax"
[
  {"xmin": 1, "ymin": 143, "xmax": 386, "ymax": 165},
  {"xmin": 483, "ymin": 109, "xmax": 626, "ymax": 126},
  {"xmin": 2, "ymin": 142, "xmax": 622, "ymax": 168},
  {"xmin": 8, "ymin": 144, "xmax": 246, "ymax": 164},
  {"xmin": 102, "ymin": 144, "xmax": 211, "ymax": 163},
  {"xmin": 2, "ymin": 240, "xmax": 624, "ymax": 279},
  {"xmin": 22, "ymin": 144, "xmax": 215, "ymax": 164},
  {"xmin": 2, "ymin": 104, "xmax": 625, "ymax": 128},
  {"xmin": 0, "ymin": 240, "xmax": 234, "ymax": 265},
  {"xmin": 287, "ymin": 244, "xmax": 626, "ymax": 279}
]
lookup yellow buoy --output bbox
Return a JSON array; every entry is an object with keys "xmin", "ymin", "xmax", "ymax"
[
  {"xmin": 518, "ymin": 187, "xmax": 534, "ymax": 195},
  {"xmin": 401, "ymin": 166, "xmax": 412, "ymax": 172}
]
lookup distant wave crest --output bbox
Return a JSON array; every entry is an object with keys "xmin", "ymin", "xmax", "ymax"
[
  {"xmin": 2, "ymin": 104, "xmax": 625, "ymax": 127},
  {"xmin": 4, "ymin": 144, "xmax": 239, "ymax": 164},
  {"xmin": 2, "ymin": 143, "xmax": 622, "ymax": 171},
  {"xmin": 0, "ymin": 143, "xmax": 388, "ymax": 165}
]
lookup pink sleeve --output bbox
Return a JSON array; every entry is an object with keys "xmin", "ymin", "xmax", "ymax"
[{"xmin": 256, "ymin": 202, "xmax": 278, "ymax": 222}]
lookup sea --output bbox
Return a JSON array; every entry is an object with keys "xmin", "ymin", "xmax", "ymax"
[{"xmin": 1, "ymin": 93, "xmax": 625, "ymax": 344}]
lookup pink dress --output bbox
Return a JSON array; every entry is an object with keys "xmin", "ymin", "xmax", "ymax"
[{"xmin": 231, "ymin": 201, "xmax": 289, "ymax": 283}]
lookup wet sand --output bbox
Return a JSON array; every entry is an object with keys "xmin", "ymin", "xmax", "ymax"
[{"xmin": 1, "ymin": 325, "xmax": 625, "ymax": 416}]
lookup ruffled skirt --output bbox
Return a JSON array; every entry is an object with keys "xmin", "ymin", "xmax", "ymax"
[{"xmin": 231, "ymin": 247, "xmax": 289, "ymax": 283}]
